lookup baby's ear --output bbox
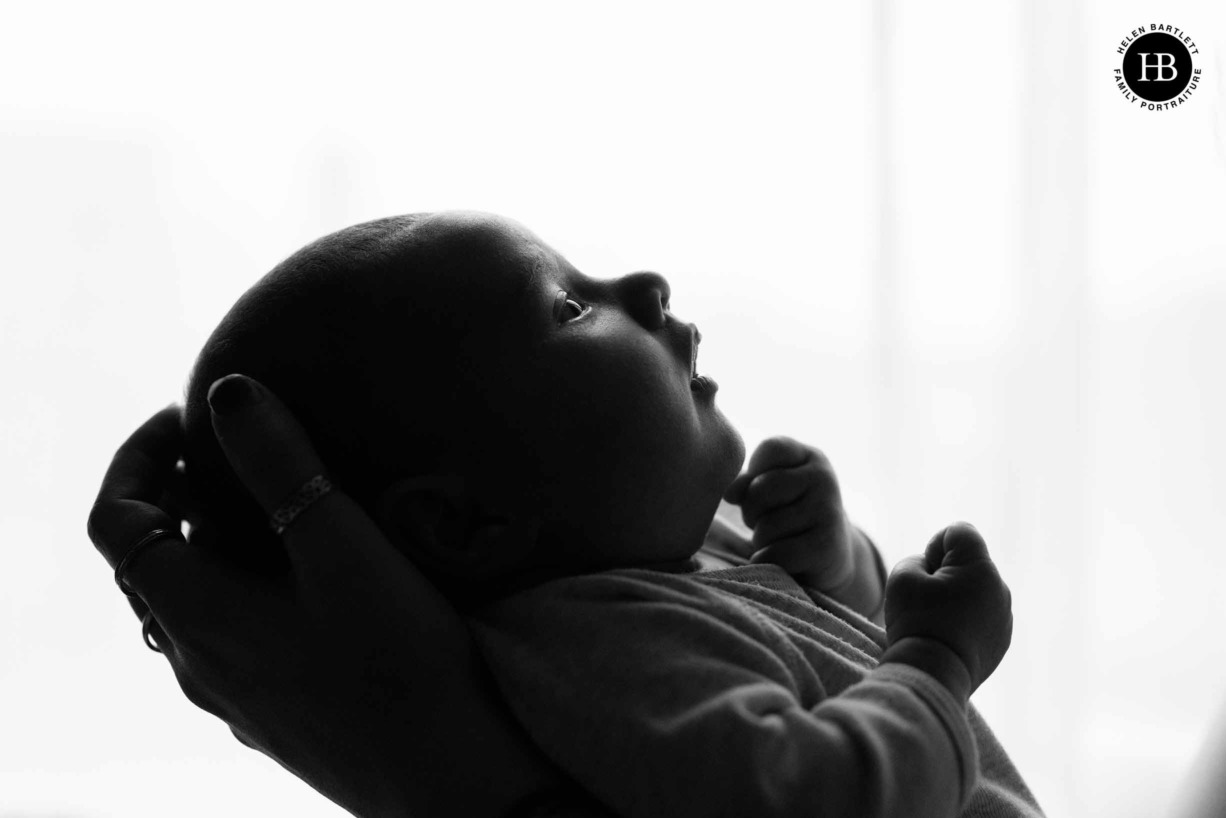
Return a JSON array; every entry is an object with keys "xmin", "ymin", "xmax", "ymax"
[{"xmin": 375, "ymin": 474, "xmax": 539, "ymax": 582}]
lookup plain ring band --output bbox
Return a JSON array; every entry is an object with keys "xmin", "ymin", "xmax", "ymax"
[
  {"xmin": 114, "ymin": 528, "xmax": 182, "ymax": 598},
  {"xmin": 141, "ymin": 610, "xmax": 164, "ymax": 653}
]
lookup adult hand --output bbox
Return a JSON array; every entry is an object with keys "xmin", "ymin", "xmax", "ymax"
[{"xmin": 86, "ymin": 378, "xmax": 579, "ymax": 818}]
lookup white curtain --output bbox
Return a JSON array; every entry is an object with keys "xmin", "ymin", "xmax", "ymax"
[{"xmin": 3, "ymin": 2, "xmax": 1224, "ymax": 816}]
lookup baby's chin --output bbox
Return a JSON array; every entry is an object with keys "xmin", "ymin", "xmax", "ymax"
[{"xmin": 720, "ymin": 415, "xmax": 748, "ymax": 482}]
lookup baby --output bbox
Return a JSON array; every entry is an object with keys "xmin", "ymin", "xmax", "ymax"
[{"xmin": 182, "ymin": 211, "xmax": 1043, "ymax": 817}]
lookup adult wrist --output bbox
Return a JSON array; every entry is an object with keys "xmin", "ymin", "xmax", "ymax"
[{"xmin": 879, "ymin": 636, "xmax": 973, "ymax": 704}]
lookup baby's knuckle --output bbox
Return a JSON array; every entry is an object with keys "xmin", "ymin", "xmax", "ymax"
[
  {"xmin": 885, "ymin": 567, "xmax": 921, "ymax": 596},
  {"xmin": 802, "ymin": 458, "xmax": 837, "ymax": 487},
  {"xmin": 749, "ymin": 471, "xmax": 773, "ymax": 492},
  {"xmin": 806, "ymin": 446, "xmax": 832, "ymax": 469},
  {"xmin": 765, "ymin": 434, "xmax": 801, "ymax": 449},
  {"xmin": 760, "ymin": 435, "xmax": 803, "ymax": 461},
  {"xmin": 948, "ymin": 521, "xmax": 987, "ymax": 550},
  {"xmin": 757, "ymin": 470, "xmax": 793, "ymax": 495}
]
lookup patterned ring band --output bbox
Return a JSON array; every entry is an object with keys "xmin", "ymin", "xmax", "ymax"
[
  {"xmin": 269, "ymin": 475, "xmax": 334, "ymax": 536},
  {"xmin": 114, "ymin": 528, "xmax": 184, "ymax": 598}
]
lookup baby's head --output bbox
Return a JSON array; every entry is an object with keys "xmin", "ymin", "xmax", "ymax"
[{"xmin": 184, "ymin": 212, "xmax": 745, "ymax": 603}]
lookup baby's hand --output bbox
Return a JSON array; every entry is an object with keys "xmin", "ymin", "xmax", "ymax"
[
  {"xmin": 884, "ymin": 523, "xmax": 1013, "ymax": 695},
  {"xmin": 722, "ymin": 436, "xmax": 855, "ymax": 593}
]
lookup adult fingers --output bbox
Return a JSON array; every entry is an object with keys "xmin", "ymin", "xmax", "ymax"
[
  {"xmin": 126, "ymin": 594, "xmax": 150, "ymax": 620},
  {"xmin": 158, "ymin": 460, "xmax": 203, "ymax": 531},
  {"xmin": 87, "ymin": 404, "xmax": 182, "ymax": 571},
  {"xmin": 87, "ymin": 406, "xmax": 218, "ymax": 612},
  {"xmin": 89, "ymin": 405, "xmax": 182, "ymax": 520},
  {"xmin": 141, "ymin": 610, "xmax": 171, "ymax": 654},
  {"xmin": 206, "ymin": 375, "xmax": 396, "ymax": 581},
  {"xmin": 207, "ymin": 375, "xmax": 472, "ymax": 654},
  {"xmin": 207, "ymin": 376, "xmax": 327, "ymax": 512}
]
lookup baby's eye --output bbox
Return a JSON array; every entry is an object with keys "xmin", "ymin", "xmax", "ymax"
[{"xmin": 557, "ymin": 292, "xmax": 590, "ymax": 323}]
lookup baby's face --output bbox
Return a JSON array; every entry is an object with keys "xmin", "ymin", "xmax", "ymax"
[{"xmin": 412, "ymin": 213, "xmax": 745, "ymax": 571}]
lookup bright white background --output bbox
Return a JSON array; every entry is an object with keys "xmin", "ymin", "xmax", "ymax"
[{"xmin": 3, "ymin": 1, "xmax": 1225, "ymax": 816}]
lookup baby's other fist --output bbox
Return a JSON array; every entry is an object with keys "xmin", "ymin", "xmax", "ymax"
[{"xmin": 884, "ymin": 523, "xmax": 1013, "ymax": 695}]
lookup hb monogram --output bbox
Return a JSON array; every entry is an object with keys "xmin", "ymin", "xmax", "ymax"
[{"xmin": 1137, "ymin": 53, "xmax": 1178, "ymax": 82}]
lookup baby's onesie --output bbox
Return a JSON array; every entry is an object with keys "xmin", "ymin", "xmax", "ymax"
[{"xmin": 469, "ymin": 562, "xmax": 1044, "ymax": 818}]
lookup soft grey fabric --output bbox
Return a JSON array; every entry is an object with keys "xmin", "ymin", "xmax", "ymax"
[{"xmin": 470, "ymin": 562, "xmax": 1044, "ymax": 818}]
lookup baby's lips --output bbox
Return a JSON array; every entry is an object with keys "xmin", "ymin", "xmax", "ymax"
[{"xmin": 690, "ymin": 374, "xmax": 718, "ymax": 396}]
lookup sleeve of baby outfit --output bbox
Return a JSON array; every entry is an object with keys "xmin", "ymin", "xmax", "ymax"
[{"xmin": 470, "ymin": 576, "xmax": 978, "ymax": 818}]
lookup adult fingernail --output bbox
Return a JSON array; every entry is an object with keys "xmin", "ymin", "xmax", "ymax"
[{"xmin": 208, "ymin": 375, "xmax": 260, "ymax": 415}]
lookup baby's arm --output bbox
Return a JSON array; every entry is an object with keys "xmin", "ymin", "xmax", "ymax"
[
  {"xmin": 473, "ymin": 573, "xmax": 976, "ymax": 818},
  {"xmin": 473, "ymin": 522, "xmax": 1014, "ymax": 818},
  {"xmin": 723, "ymin": 436, "xmax": 886, "ymax": 623}
]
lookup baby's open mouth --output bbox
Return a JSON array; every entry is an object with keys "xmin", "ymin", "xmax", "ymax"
[
  {"xmin": 689, "ymin": 327, "xmax": 717, "ymax": 394},
  {"xmin": 689, "ymin": 326, "xmax": 702, "ymax": 380}
]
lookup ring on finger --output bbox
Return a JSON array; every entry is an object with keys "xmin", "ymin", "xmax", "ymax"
[
  {"xmin": 141, "ymin": 610, "xmax": 164, "ymax": 653},
  {"xmin": 114, "ymin": 528, "xmax": 185, "ymax": 598},
  {"xmin": 269, "ymin": 475, "xmax": 334, "ymax": 536}
]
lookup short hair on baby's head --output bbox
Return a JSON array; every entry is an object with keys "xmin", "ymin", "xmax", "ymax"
[{"xmin": 182, "ymin": 212, "xmax": 498, "ymax": 572}]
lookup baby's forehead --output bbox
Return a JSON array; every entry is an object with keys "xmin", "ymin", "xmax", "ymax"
[
  {"xmin": 258, "ymin": 212, "xmax": 561, "ymax": 350},
  {"xmin": 418, "ymin": 211, "xmax": 546, "ymax": 262},
  {"xmin": 401, "ymin": 212, "xmax": 554, "ymax": 298}
]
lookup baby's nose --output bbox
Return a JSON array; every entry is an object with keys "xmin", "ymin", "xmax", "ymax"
[{"xmin": 619, "ymin": 271, "xmax": 671, "ymax": 329}]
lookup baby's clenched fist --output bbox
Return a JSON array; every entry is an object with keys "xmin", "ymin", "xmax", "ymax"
[
  {"xmin": 723, "ymin": 436, "xmax": 856, "ymax": 594},
  {"xmin": 883, "ymin": 523, "xmax": 1013, "ymax": 695}
]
